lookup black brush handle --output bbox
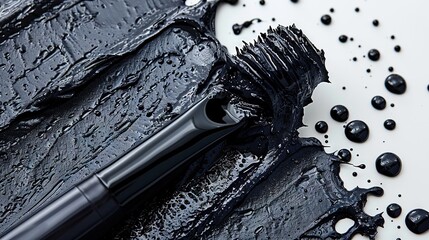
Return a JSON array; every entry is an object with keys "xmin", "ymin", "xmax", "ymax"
[{"xmin": 1, "ymin": 95, "xmax": 244, "ymax": 240}]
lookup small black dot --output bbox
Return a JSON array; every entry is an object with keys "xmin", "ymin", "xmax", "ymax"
[
  {"xmin": 355, "ymin": 7, "xmax": 360, "ymax": 12},
  {"xmin": 388, "ymin": 66, "xmax": 394, "ymax": 72},
  {"xmin": 368, "ymin": 49, "xmax": 381, "ymax": 61},
  {"xmin": 394, "ymin": 45, "xmax": 401, "ymax": 52},
  {"xmin": 352, "ymin": 57, "xmax": 357, "ymax": 61},
  {"xmin": 272, "ymin": 17, "xmax": 276, "ymax": 22},
  {"xmin": 372, "ymin": 19, "xmax": 379, "ymax": 27},
  {"xmin": 366, "ymin": 69, "xmax": 371, "ymax": 73},
  {"xmin": 339, "ymin": 35, "xmax": 348, "ymax": 43},
  {"xmin": 291, "ymin": 0, "xmax": 298, "ymax": 3},
  {"xmin": 330, "ymin": 8, "xmax": 335, "ymax": 13},
  {"xmin": 391, "ymin": 35, "xmax": 396, "ymax": 40},
  {"xmin": 384, "ymin": 119, "xmax": 396, "ymax": 130},
  {"xmin": 352, "ymin": 172, "xmax": 358, "ymax": 177}
]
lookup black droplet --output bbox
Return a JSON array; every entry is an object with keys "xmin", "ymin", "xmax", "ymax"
[
  {"xmin": 352, "ymin": 57, "xmax": 357, "ymax": 61},
  {"xmin": 339, "ymin": 35, "xmax": 348, "ymax": 43},
  {"xmin": 259, "ymin": 0, "xmax": 265, "ymax": 5},
  {"xmin": 375, "ymin": 152, "xmax": 402, "ymax": 177},
  {"xmin": 387, "ymin": 203, "xmax": 402, "ymax": 218},
  {"xmin": 391, "ymin": 35, "xmax": 396, "ymax": 40},
  {"xmin": 385, "ymin": 74, "xmax": 407, "ymax": 94},
  {"xmin": 371, "ymin": 96, "xmax": 386, "ymax": 110},
  {"xmin": 337, "ymin": 149, "xmax": 352, "ymax": 162},
  {"xmin": 330, "ymin": 8, "xmax": 334, "ymax": 13},
  {"xmin": 372, "ymin": 19, "xmax": 379, "ymax": 26},
  {"xmin": 405, "ymin": 209, "xmax": 429, "ymax": 234},
  {"xmin": 384, "ymin": 119, "xmax": 396, "ymax": 130},
  {"xmin": 394, "ymin": 45, "xmax": 401, "ymax": 52},
  {"xmin": 355, "ymin": 7, "xmax": 360, "ymax": 12},
  {"xmin": 315, "ymin": 121, "xmax": 328, "ymax": 133},
  {"xmin": 330, "ymin": 105, "xmax": 349, "ymax": 122},
  {"xmin": 368, "ymin": 49, "xmax": 381, "ymax": 61},
  {"xmin": 366, "ymin": 68, "xmax": 371, "ymax": 73},
  {"xmin": 345, "ymin": 120, "xmax": 369, "ymax": 143},
  {"xmin": 388, "ymin": 66, "xmax": 394, "ymax": 72},
  {"xmin": 291, "ymin": 0, "xmax": 299, "ymax": 3},
  {"xmin": 352, "ymin": 172, "xmax": 358, "ymax": 177},
  {"xmin": 321, "ymin": 14, "xmax": 332, "ymax": 25}
]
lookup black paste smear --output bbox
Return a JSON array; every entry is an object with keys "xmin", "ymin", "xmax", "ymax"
[{"xmin": 0, "ymin": 0, "xmax": 384, "ymax": 239}]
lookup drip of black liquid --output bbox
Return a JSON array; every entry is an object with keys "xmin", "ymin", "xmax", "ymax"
[
  {"xmin": 315, "ymin": 121, "xmax": 328, "ymax": 133},
  {"xmin": 0, "ymin": 0, "xmax": 385, "ymax": 239},
  {"xmin": 232, "ymin": 18, "xmax": 262, "ymax": 35},
  {"xmin": 337, "ymin": 149, "xmax": 352, "ymax": 162},
  {"xmin": 339, "ymin": 35, "xmax": 348, "ymax": 43},
  {"xmin": 387, "ymin": 203, "xmax": 402, "ymax": 218},
  {"xmin": 321, "ymin": 14, "xmax": 332, "ymax": 25},
  {"xmin": 330, "ymin": 105, "xmax": 349, "ymax": 122},
  {"xmin": 368, "ymin": 49, "xmax": 381, "ymax": 61},
  {"xmin": 406, "ymin": 209, "xmax": 429, "ymax": 234},
  {"xmin": 345, "ymin": 120, "xmax": 370, "ymax": 143},
  {"xmin": 385, "ymin": 74, "xmax": 407, "ymax": 94},
  {"xmin": 384, "ymin": 119, "xmax": 396, "ymax": 130},
  {"xmin": 394, "ymin": 45, "xmax": 401, "ymax": 52},
  {"xmin": 375, "ymin": 152, "xmax": 402, "ymax": 177},
  {"xmin": 372, "ymin": 96, "xmax": 387, "ymax": 110}
]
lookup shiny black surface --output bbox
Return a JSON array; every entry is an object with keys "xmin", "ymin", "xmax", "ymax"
[
  {"xmin": 345, "ymin": 120, "xmax": 370, "ymax": 143},
  {"xmin": 330, "ymin": 105, "xmax": 349, "ymax": 122},
  {"xmin": 0, "ymin": 0, "xmax": 386, "ymax": 239},
  {"xmin": 1, "ymin": 96, "xmax": 244, "ymax": 239},
  {"xmin": 385, "ymin": 74, "xmax": 407, "ymax": 94},
  {"xmin": 375, "ymin": 152, "xmax": 402, "ymax": 177}
]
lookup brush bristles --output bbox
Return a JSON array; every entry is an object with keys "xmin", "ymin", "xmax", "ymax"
[{"xmin": 233, "ymin": 25, "xmax": 329, "ymax": 103}]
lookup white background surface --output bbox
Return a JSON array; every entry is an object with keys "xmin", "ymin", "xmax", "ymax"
[{"xmin": 215, "ymin": 0, "xmax": 429, "ymax": 239}]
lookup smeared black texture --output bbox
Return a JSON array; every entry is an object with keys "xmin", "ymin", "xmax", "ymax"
[{"xmin": 0, "ymin": 0, "xmax": 384, "ymax": 239}]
